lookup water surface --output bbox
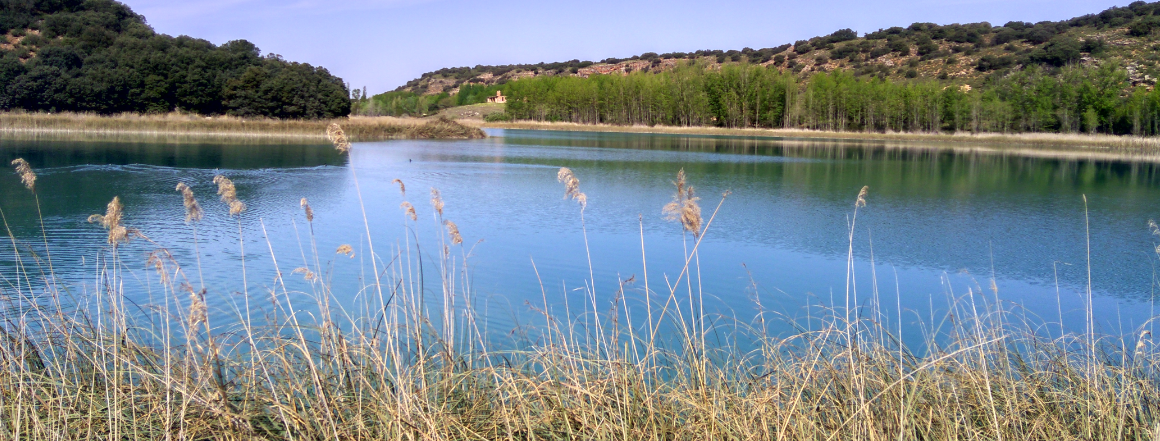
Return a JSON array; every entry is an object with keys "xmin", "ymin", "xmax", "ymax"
[{"xmin": 1, "ymin": 131, "xmax": 1158, "ymax": 346}]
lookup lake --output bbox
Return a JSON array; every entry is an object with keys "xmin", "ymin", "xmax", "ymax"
[{"xmin": 2, "ymin": 129, "xmax": 1158, "ymax": 349}]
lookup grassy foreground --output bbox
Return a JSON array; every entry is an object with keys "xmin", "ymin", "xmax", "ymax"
[
  {"xmin": 1, "ymin": 140, "xmax": 1159, "ymax": 440},
  {"xmin": 0, "ymin": 111, "xmax": 485, "ymax": 143}
]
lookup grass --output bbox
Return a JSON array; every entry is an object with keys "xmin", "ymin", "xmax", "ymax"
[
  {"xmin": 1, "ymin": 137, "xmax": 1159, "ymax": 440},
  {"xmin": 0, "ymin": 111, "xmax": 485, "ymax": 143},
  {"xmin": 485, "ymin": 119, "xmax": 1160, "ymax": 160},
  {"xmin": 436, "ymin": 103, "xmax": 508, "ymax": 122}
]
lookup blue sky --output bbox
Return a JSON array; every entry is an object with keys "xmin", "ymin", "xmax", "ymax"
[{"xmin": 119, "ymin": 0, "xmax": 1126, "ymax": 95}]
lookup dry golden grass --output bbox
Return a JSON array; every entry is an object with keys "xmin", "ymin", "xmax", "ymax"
[
  {"xmin": 0, "ymin": 111, "xmax": 484, "ymax": 142},
  {"xmin": 1, "ymin": 159, "xmax": 1158, "ymax": 441}
]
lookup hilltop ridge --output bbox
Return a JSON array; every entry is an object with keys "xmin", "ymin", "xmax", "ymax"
[{"xmin": 390, "ymin": 1, "xmax": 1160, "ymax": 97}]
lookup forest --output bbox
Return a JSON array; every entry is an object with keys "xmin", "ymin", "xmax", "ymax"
[
  {"xmin": 502, "ymin": 61, "xmax": 1149, "ymax": 135},
  {"xmin": 0, "ymin": 0, "xmax": 350, "ymax": 118}
]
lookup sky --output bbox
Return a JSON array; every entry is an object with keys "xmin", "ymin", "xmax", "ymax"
[{"xmin": 119, "ymin": 0, "xmax": 1128, "ymax": 95}]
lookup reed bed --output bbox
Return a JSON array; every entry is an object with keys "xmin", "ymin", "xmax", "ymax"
[
  {"xmin": 0, "ymin": 111, "xmax": 484, "ymax": 142},
  {"xmin": 0, "ymin": 132, "xmax": 1158, "ymax": 440}
]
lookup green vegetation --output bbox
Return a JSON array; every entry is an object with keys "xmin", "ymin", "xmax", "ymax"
[
  {"xmin": 500, "ymin": 61, "xmax": 1150, "ymax": 135},
  {"xmin": 401, "ymin": 1, "xmax": 1160, "ymax": 137},
  {"xmin": 1, "ymin": 157, "xmax": 1158, "ymax": 439},
  {"xmin": 359, "ymin": 83, "xmax": 506, "ymax": 117},
  {"xmin": 0, "ymin": 0, "xmax": 350, "ymax": 118},
  {"xmin": 397, "ymin": 0, "xmax": 1160, "ymax": 93},
  {"xmin": 359, "ymin": 90, "xmax": 453, "ymax": 117}
]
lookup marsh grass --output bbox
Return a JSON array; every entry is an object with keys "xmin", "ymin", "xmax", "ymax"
[
  {"xmin": 0, "ymin": 143, "xmax": 1159, "ymax": 440},
  {"xmin": 0, "ymin": 111, "xmax": 484, "ymax": 142}
]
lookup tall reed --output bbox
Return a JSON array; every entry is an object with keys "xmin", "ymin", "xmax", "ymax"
[{"xmin": 0, "ymin": 152, "xmax": 1157, "ymax": 441}]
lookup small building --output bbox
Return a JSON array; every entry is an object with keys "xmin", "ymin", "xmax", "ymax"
[{"xmin": 486, "ymin": 91, "xmax": 507, "ymax": 104}]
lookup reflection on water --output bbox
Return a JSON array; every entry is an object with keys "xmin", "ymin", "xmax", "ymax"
[
  {"xmin": 1, "ymin": 130, "xmax": 1158, "ymax": 346},
  {"xmin": 0, "ymin": 138, "xmax": 345, "ymax": 170}
]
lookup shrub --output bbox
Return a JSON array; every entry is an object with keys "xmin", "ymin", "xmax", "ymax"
[
  {"xmin": 827, "ymin": 28, "xmax": 858, "ymax": 43},
  {"xmin": 1129, "ymin": 16, "xmax": 1160, "ymax": 36},
  {"xmin": 1081, "ymin": 38, "xmax": 1106, "ymax": 54},
  {"xmin": 976, "ymin": 54, "xmax": 1016, "ymax": 71},
  {"xmin": 483, "ymin": 112, "xmax": 513, "ymax": 122},
  {"xmin": 1032, "ymin": 37, "xmax": 1082, "ymax": 66},
  {"xmin": 889, "ymin": 39, "xmax": 911, "ymax": 54},
  {"xmin": 917, "ymin": 41, "xmax": 939, "ymax": 56},
  {"xmin": 992, "ymin": 29, "xmax": 1019, "ymax": 45},
  {"xmin": 1024, "ymin": 26, "xmax": 1056, "ymax": 44},
  {"xmin": 831, "ymin": 44, "xmax": 859, "ymax": 60}
]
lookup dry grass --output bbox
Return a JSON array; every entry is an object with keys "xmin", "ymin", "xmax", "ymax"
[
  {"xmin": 0, "ymin": 111, "xmax": 484, "ymax": 142},
  {"xmin": 1, "ymin": 159, "xmax": 1158, "ymax": 440},
  {"xmin": 486, "ymin": 120, "xmax": 1160, "ymax": 159}
]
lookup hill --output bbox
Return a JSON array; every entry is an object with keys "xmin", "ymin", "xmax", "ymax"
[
  {"xmin": 392, "ymin": 3, "xmax": 1160, "ymax": 94},
  {"xmin": 0, "ymin": 0, "xmax": 350, "ymax": 118},
  {"xmin": 362, "ymin": 1, "xmax": 1160, "ymax": 137}
]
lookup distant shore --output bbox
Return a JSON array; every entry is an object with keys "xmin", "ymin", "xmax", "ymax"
[
  {"xmin": 481, "ymin": 120, "xmax": 1160, "ymax": 161},
  {"xmin": 0, "ymin": 112, "xmax": 485, "ymax": 143}
]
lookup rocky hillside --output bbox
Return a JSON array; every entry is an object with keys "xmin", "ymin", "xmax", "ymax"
[{"xmin": 395, "ymin": 1, "xmax": 1160, "ymax": 95}]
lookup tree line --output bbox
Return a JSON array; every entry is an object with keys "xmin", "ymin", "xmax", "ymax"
[
  {"xmin": 502, "ymin": 60, "xmax": 1156, "ymax": 136},
  {"xmin": 0, "ymin": 0, "xmax": 350, "ymax": 118}
]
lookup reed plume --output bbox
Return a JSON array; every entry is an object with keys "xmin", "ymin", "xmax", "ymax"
[
  {"xmin": 188, "ymin": 287, "xmax": 207, "ymax": 327},
  {"xmin": 444, "ymin": 220, "xmax": 463, "ymax": 245},
  {"xmin": 1137, "ymin": 330, "xmax": 1152, "ymax": 358},
  {"xmin": 301, "ymin": 198, "xmax": 314, "ymax": 222},
  {"xmin": 430, "ymin": 188, "xmax": 444, "ymax": 217},
  {"xmin": 392, "ymin": 179, "xmax": 406, "ymax": 197},
  {"xmin": 87, "ymin": 196, "xmax": 128, "ymax": 244},
  {"xmin": 336, "ymin": 244, "xmax": 354, "ymax": 258},
  {"xmin": 213, "ymin": 175, "xmax": 246, "ymax": 216},
  {"xmin": 556, "ymin": 167, "xmax": 587, "ymax": 208},
  {"xmin": 326, "ymin": 123, "xmax": 351, "ymax": 153},
  {"xmin": 400, "ymin": 201, "xmax": 418, "ymax": 221},
  {"xmin": 856, "ymin": 185, "xmax": 869, "ymax": 208},
  {"xmin": 10, "ymin": 158, "xmax": 35, "ymax": 191},
  {"xmin": 292, "ymin": 267, "xmax": 317, "ymax": 281},
  {"xmin": 662, "ymin": 169, "xmax": 702, "ymax": 236},
  {"xmin": 175, "ymin": 182, "xmax": 204, "ymax": 223}
]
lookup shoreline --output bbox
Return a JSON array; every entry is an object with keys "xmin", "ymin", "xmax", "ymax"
[
  {"xmin": 0, "ymin": 111, "xmax": 484, "ymax": 142},
  {"xmin": 482, "ymin": 120, "xmax": 1160, "ymax": 161}
]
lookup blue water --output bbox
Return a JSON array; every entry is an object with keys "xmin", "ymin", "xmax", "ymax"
[{"xmin": 1, "ymin": 130, "xmax": 1158, "ymax": 348}]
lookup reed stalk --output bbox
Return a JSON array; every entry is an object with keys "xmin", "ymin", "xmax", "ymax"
[{"xmin": 0, "ymin": 157, "xmax": 1156, "ymax": 441}]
